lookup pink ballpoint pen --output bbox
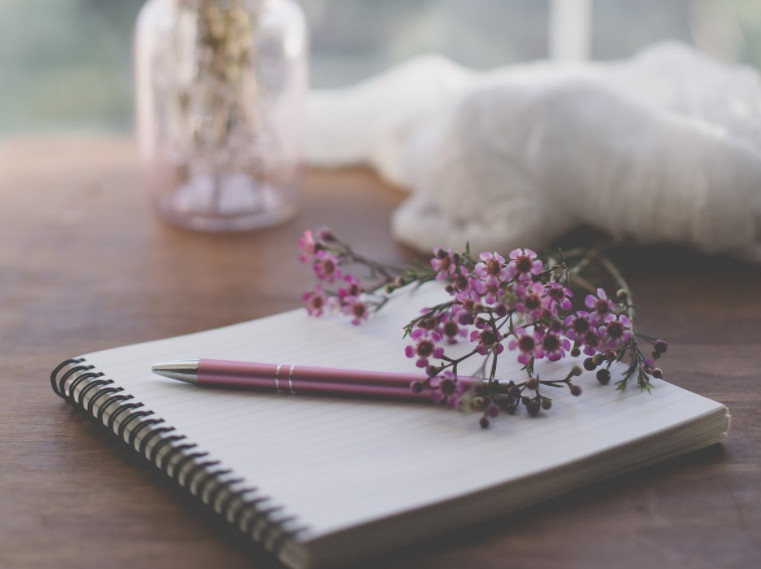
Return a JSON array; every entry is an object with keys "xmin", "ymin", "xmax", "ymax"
[{"xmin": 152, "ymin": 359, "xmax": 497, "ymax": 401}]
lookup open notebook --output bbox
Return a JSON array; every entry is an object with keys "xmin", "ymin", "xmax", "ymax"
[{"xmin": 51, "ymin": 285, "xmax": 729, "ymax": 569}]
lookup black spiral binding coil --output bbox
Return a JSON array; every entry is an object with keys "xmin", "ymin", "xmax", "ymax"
[{"xmin": 50, "ymin": 358, "xmax": 309, "ymax": 560}]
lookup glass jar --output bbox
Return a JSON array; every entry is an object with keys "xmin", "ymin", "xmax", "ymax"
[{"xmin": 134, "ymin": 0, "xmax": 308, "ymax": 231}]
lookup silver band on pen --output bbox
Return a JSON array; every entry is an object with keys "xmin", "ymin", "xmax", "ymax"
[{"xmin": 275, "ymin": 363, "xmax": 282, "ymax": 392}]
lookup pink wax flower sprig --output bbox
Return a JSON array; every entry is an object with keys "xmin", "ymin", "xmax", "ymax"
[
  {"xmin": 298, "ymin": 228, "xmax": 667, "ymax": 428},
  {"xmin": 299, "ymin": 227, "xmax": 433, "ymax": 323}
]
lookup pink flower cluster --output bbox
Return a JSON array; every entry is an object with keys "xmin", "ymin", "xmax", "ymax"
[
  {"xmin": 408, "ymin": 249, "xmax": 633, "ymax": 377},
  {"xmin": 405, "ymin": 305, "xmax": 470, "ymax": 370},
  {"xmin": 298, "ymin": 228, "xmax": 658, "ymax": 425},
  {"xmin": 564, "ymin": 288, "xmax": 633, "ymax": 355},
  {"xmin": 299, "ymin": 229, "xmax": 370, "ymax": 326}
]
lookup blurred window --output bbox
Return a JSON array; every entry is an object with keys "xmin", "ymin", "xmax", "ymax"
[{"xmin": 0, "ymin": 0, "xmax": 758, "ymax": 134}]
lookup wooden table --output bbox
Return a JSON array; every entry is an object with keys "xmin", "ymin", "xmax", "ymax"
[{"xmin": 1, "ymin": 137, "xmax": 759, "ymax": 569}]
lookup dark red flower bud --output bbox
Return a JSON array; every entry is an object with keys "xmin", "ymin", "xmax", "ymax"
[{"xmin": 525, "ymin": 399, "xmax": 541, "ymax": 417}]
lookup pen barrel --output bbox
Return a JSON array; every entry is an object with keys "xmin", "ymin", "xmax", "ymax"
[{"xmin": 197, "ymin": 359, "xmax": 480, "ymax": 401}]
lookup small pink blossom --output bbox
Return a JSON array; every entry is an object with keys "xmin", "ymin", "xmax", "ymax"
[
  {"xmin": 456, "ymin": 275, "xmax": 486, "ymax": 305},
  {"xmin": 478, "ymin": 275, "xmax": 505, "ymax": 306},
  {"xmin": 475, "ymin": 252, "xmax": 509, "ymax": 282},
  {"xmin": 585, "ymin": 288, "xmax": 615, "ymax": 324},
  {"xmin": 514, "ymin": 281, "xmax": 549, "ymax": 319},
  {"xmin": 337, "ymin": 274, "xmax": 363, "ymax": 301},
  {"xmin": 543, "ymin": 282, "xmax": 573, "ymax": 315},
  {"xmin": 448, "ymin": 266, "xmax": 481, "ymax": 302},
  {"xmin": 599, "ymin": 314, "xmax": 632, "ymax": 349},
  {"xmin": 302, "ymin": 285, "xmax": 330, "ymax": 317},
  {"xmin": 429, "ymin": 371, "xmax": 464, "ymax": 406},
  {"xmin": 439, "ymin": 308, "xmax": 470, "ymax": 344},
  {"xmin": 405, "ymin": 328, "xmax": 444, "ymax": 368},
  {"xmin": 534, "ymin": 329, "xmax": 571, "ymax": 362},
  {"xmin": 298, "ymin": 230, "xmax": 316, "ymax": 263},
  {"xmin": 580, "ymin": 327, "xmax": 602, "ymax": 356},
  {"xmin": 313, "ymin": 250, "xmax": 342, "ymax": 283},
  {"xmin": 430, "ymin": 247, "xmax": 459, "ymax": 281},
  {"xmin": 469, "ymin": 327, "xmax": 504, "ymax": 356},
  {"xmin": 507, "ymin": 248, "xmax": 543, "ymax": 282},
  {"xmin": 565, "ymin": 310, "xmax": 600, "ymax": 354},
  {"xmin": 342, "ymin": 298, "xmax": 370, "ymax": 326},
  {"xmin": 508, "ymin": 327, "xmax": 537, "ymax": 365},
  {"xmin": 564, "ymin": 311, "xmax": 592, "ymax": 341}
]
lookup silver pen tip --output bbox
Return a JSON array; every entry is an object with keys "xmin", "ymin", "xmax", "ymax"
[{"xmin": 152, "ymin": 360, "xmax": 200, "ymax": 384}]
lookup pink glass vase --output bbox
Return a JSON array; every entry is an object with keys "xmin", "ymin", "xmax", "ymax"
[{"xmin": 134, "ymin": 0, "xmax": 308, "ymax": 231}]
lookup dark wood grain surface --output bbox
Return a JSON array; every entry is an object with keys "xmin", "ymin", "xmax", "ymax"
[{"xmin": 1, "ymin": 137, "xmax": 759, "ymax": 569}]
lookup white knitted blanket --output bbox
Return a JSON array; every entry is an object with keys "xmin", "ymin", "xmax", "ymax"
[{"xmin": 307, "ymin": 42, "xmax": 761, "ymax": 260}]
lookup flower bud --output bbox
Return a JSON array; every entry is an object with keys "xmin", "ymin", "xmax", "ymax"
[
  {"xmin": 654, "ymin": 339, "xmax": 668, "ymax": 354},
  {"xmin": 596, "ymin": 369, "xmax": 611, "ymax": 385},
  {"xmin": 526, "ymin": 377, "xmax": 539, "ymax": 390},
  {"xmin": 316, "ymin": 227, "xmax": 335, "ymax": 241},
  {"xmin": 569, "ymin": 384, "xmax": 582, "ymax": 396},
  {"xmin": 592, "ymin": 353, "xmax": 604, "ymax": 366},
  {"xmin": 570, "ymin": 365, "xmax": 583, "ymax": 376},
  {"xmin": 479, "ymin": 416, "xmax": 490, "ymax": 429},
  {"xmin": 583, "ymin": 357, "xmax": 597, "ymax": 371},
  {"xmin": 410, "ymin": 381, "xmax": 424, "ymax": 394},
  {"xmin": 652, "ymin": 367, "xmax": 663, "ymax": 379}
]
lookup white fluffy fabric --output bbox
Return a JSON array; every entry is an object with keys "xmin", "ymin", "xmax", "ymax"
[{"xmin": 307, "ymin": 43, "xmax": 761, "ymax": 260}]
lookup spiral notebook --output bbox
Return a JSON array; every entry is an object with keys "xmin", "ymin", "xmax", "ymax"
[{"xmin": 50, "ymin": 285, "xmax": 730, "ymax": 569}]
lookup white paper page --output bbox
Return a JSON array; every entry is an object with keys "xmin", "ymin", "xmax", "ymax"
[{"xmin": 81, "ymin": 285, "xmax": 727, "ymax": 540}]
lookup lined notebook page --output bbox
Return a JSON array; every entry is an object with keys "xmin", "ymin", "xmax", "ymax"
[{"xmin": 82, "ymin": 285, "xmax": 727, "ymax": 541}]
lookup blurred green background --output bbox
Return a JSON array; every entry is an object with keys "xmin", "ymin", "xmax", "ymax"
[{"xmin": 1, "ymin": 0, "xmax": 760, "ymax": 135}]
